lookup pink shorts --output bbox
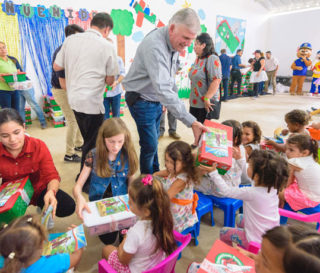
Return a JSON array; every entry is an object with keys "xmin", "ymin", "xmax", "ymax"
[
  {"xmin": 285, "ymin": 182, "xmax": 320, "ymax": 211},
  {"xmin": 107, "ymin": 250, "xmax": 131, "ymax": 273}
]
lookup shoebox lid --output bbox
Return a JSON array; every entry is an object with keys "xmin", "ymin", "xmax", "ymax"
[
  {"xmin": 2, "ymin": 72, "xmax": 26, "ymax": 83},
  {"xmin": 197, "ymin": 240, "xmax": 255, "ymax": 273},
  {"xmin": 83, "ymin": 194, "xmax": 137, "ymax": 235},
  {"xmin": 197, "ymin": 120, "xmax": 233, "ymax": 174}
]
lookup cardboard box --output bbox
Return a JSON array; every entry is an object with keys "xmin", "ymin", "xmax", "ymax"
[
  {"xmin": 197, "ymin": 120, "xmax": 233, "ymax": 175},
  {"xmin": 197, "ymin": 240, "xmax": 255, "ymax": 273},
  {"xmin": 83, "ymin": 194, "xmax": 137, "ymax": 236},
  {"xmin": 0, "ymin": 177, "xmax": 34, "ymax": 224}
]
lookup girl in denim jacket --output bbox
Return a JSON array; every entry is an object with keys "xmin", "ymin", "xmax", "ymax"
[{"xmin": 73, "ymin": 118, "xmax": 138, "ymax": 244}]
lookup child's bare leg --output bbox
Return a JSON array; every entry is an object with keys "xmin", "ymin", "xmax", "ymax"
[{"xmin": 102, "ymin": 245, "xmax": 117, "ymax": 259}]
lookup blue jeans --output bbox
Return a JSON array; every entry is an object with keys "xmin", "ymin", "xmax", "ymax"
[
  {"xmin": 128, "ymin": 99, "xmax": 162, "ymax": 174},
  {"xmin": 18, "ymin": 88, "xmax": 46, "ymax": 126},
  {"xmin": 103, "ymin": 94, "xmax": 121, "ymax": 119},
  {"xmin": 221, "ymin": 77, "xmax": 229, "ymax": 101},
  {"xmin": 310, "ymin": 77, "xmax": 320, "ymax": 93},
  {"xmin": 0, "ymin": 90, "xmax": 20, "ymax": 111}
]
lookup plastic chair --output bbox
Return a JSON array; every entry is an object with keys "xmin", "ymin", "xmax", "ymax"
[
  {"xmin": 98, "ymin": 231, "xmax": 191, "ymax": 273},
  {"xmin": 205, "ymin": 194, "xmax": 243, "ymax": 227},
  {"xmin": 195, "ymin": 191, "xmax": 215, "ymax": 236},
  {"xmin": 279, "ymin": 207, "xmax": 320, "ymax": 231}
]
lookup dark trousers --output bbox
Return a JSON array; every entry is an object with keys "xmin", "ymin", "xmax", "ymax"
[
  {"xmin": 73, "ymin": 110, "xmax": 104, "ymax": 189},
  {"xmin": 221, "ymin": 78, "xmax": 229, "ymax": 101},
  {"xmin": 37, "ymin": 189, "xmax": 75, "ymax": 217},
  {"xmin": 0, "ymin": 90, "xmax": 20, "ymax": 111},
  {"xmin": 230, "ymin": 69, "xmax": 242, "ymax": 95},
  {"xmin": 190, "ymin": 106, "xmax": 207, "ymax": 124}
]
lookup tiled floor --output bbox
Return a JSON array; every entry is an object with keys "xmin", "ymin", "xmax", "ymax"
[{"xmin": 25, "ymin": 93, "xmax": 318, "ymax": 272}]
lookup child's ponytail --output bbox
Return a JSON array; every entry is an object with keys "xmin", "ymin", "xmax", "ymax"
[
  {"xmin": 129, "ymin": 176, "xmax": 176, "ymax": 256},
  {"xmin": 151, "ymin": 178, "xmax": 176, "ymax": 256},
  {"xmin": 0, "ymin": 215, "xmax": 47, "ymax": 273},
  {"xmin": 310, "ymin": 139, "xmax": 319, "ymax": 161}
]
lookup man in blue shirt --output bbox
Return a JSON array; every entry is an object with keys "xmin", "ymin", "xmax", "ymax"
[
  {"xmin": 219, "ymin": 49, "xmax": 232, "ymax": 101},
  {"xmin": 230, "ymin": 49, "xmax": 247, "ymax": 97}
]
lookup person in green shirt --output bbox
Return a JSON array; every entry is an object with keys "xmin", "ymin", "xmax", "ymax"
[{"xmin": 0, "ymin": 41, "xmax": 20, "ymax": 111}]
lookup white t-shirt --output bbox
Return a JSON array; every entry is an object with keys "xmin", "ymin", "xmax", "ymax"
[
  {"xmin": 55, "ymin": 29, "xmax": 119, "ymax": 114},
  {"xmin": 288, "ymin": 155, "xmax": 320, "ymax": 202},
  {"xmin": 208, "ymin": 171, "xmax": 279, "ymax": 243},
  {"xmin": 124, "ymin": 220, "xmax": 165, "ymax": 273},
  {"xmin": 265, "ymin": 56, "xmax": 279, "ymax": 72}
]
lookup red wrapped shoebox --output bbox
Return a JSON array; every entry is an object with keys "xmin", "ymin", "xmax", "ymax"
[
  {"xmin": 197, "ymin": 120, "xmax": 233, "ymax": 175},
  {"xmin": 197, "ymin": 240, "xmax": 255, "ymax": 273}
]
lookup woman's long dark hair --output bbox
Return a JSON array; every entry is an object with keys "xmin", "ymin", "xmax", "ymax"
[{"xmin": 196, "ymin": 32, "xmax": 218, "ymax": 58}]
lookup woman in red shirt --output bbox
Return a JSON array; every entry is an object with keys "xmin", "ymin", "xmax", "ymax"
[{"xmin": 0, "ymin": 108, "xmax": 75, "ymax": 218}]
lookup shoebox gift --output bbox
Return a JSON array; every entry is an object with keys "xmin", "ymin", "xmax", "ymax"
[
  {"xmin": 2, "ymin": 72, "xmax": 26, "ymax": 83},
  {"xmin": 83, "ymin": 194, "xmax": 137, "ymax": 236},
  {"xmin": 197, "ymin": 239, "xmax": 255, "ymax": 273},
  {"xmin": 0, "ymin": 177, "xmax": 34, "ymax": 224},
  {"xmin": 196, "ymin": 120, "xmax": 233, "ymax": 175}
]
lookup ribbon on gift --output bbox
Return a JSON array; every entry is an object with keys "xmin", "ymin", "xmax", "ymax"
[
  {"xmin": 12, "ymin": 73, "xmax": 18, "ymax": 82},
  {"xmin": 18, "ymin": 188, "xmax": 30, "ymax": 205}
]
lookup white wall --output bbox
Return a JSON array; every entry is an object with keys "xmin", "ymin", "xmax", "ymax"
[
  {"xmin": 266, "ymin": 9, "xmax": 320, "ymax": 76},
  {"xmin": 12, "ymin": 0, "xmax": 269, "ymax": 103}
]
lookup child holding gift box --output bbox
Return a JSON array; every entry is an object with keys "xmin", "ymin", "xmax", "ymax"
[
  {"xmin": 154, "ymin": 141, "xmax": 200, "ymax": 232},
  {"xmin": 0, "ymin": 215, "xmax": 83, "ymax": 273},
  {"xmin": 196, "ymin": 120, "xmax": 246, "ymax": 196},
  {"xmin": 266, "ymin": 109, "xmax": 310, "ymax": 152},
  {"xmin": 102, "ymin": 175, "xmax": 176, "ymax": 273},
  {"xmin": 199, "ymin": 150, "xmax": 289, "ymax": 248},
  {"xmin": 279, "ymin": 134, "xmax": 320, "ymax": 212},
  {"xmin": 73, "ymin": 118, "xmax": 138, "ymax": 244}
]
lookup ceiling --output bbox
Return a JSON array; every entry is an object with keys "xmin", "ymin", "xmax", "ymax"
[{"xmin": 255, "ymin": 0, "xmax": 320, "ymax": 13}]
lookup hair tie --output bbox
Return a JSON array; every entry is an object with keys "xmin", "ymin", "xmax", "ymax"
[
  {"xmin": 27, "ymin": 217, "xmax": 32, "ymax": 222},
  {"xmin": 8, "ymin": 252, "xmax": 15, "ymax": 259},
  {"xmin": 142, "ymin": 175, "xmax": 153, "ymax": 186}
]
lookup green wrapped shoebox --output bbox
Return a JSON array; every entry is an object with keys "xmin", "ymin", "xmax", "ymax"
[
  {"xmin": 2, "ymin": 72, "xmax": 26, "ymax": 83},
  {"xmin": 0, "ymin": 177, "xmax": 34, "ymax": 224}
]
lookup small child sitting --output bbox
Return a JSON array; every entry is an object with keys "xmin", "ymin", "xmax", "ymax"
[
  {"xmin": 266, "ymin": 109, "xmax": 310, "ymax": 152},
  {"xmin": 154, "ymin": 141, "xmax": 200, "ymax": 233},
  {"xmin": 200, "ymin": 150, "xmax": 289, "ymax": 248},
  {"xmin": 280, "ymin": 134, "xmax": 320, "ymax": 211},
  {"xmin": 0, "ymin": 215, "xmax": 83, "ymax": 273},
  {"xmin": 242, "ymin": 121, "xmax": 261, "ymax": 158},
  {"xmin": 102, "ymin": 175, "xmax": 176, "ymax": 273}
]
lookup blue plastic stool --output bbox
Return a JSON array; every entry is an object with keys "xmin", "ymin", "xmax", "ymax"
[
  {"xmin": 195, "ymin": 191, "xmax": 215, "ymax": 236},
  {"xmin": 281, "ymin": 203, "xmax": 320, "ymax": 230},
  {"xmin": 206, "ymin": 195, "xmax": 243, "ymax": 227},
  {"xmin": 181, "ymin": 224, "xmax": 198, "ymax": 246}
]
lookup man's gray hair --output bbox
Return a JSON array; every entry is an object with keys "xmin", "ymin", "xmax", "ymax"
[{"xmin": 169, "ymin": 8, "xmax": 201, "ymax": 34}]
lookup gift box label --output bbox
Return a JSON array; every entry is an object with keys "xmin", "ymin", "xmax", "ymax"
[
  {"xmin": 83, "ymin": 194, "xmax": 137, "ymax": 235},
  {"xmin": 197, "ymin": 120, "xmax": 233, "ymax": 174}
]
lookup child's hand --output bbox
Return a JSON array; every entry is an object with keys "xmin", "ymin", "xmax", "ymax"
[
  {"xmin": 198, "ymin": 163, "xmax": 218, "ymax": 174},
  {"xmin": 265, "ymin": 139, "xmax": 276, "ymax": 146},
  {"xmin": 67, "ymin": 224, "xmax": 78, "ymax": 230},
  {"xmin": 232, "ymin": 147, "xmax": 241, "ymax": 160},
  {"xmin": 281, "ymin": 129, "xmax": 289, "ymax": 136},
  {"xmin": 311, "ymin": 122, "xmax": 320, "ymax": 130}
]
